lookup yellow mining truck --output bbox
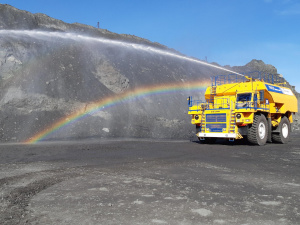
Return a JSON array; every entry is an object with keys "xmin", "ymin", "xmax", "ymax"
[{"xmin": 187, "ymin": 72, "xmax": 298, "ymax": 145}]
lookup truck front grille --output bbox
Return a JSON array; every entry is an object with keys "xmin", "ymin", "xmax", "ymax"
[{"xmin": 206, "ymin": 113, "xmax": 226, "ymax": 123}]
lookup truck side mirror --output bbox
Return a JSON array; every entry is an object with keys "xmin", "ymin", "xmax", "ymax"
[{"xmin": 187, "ymin": 96, "xmax": 192, "ymax": 106}]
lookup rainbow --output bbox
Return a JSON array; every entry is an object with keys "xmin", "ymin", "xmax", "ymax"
[{"xmin": 24, "ymin": 80, "xmax": 210, "ymax": 144}]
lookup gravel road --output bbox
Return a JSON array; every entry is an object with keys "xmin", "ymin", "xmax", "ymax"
[{"xmin": 0, "ymin": 136, "xmax": 299, "ymax": 225}]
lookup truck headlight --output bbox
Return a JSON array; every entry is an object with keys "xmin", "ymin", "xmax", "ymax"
[
  {"xmin": 236, "ymin": 113, "xmax": 242, "ymax": 119},
  {"xmin": 195, "ymin": 115, "xmax": 199, "ymax": 120}
]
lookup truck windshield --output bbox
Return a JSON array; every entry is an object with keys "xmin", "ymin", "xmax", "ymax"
[{"xmin": 237, "ymin": 93, "xmax": 251, "ymax": 102}]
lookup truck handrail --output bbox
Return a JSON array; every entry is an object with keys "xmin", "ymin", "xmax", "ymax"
[
  {"xmin": 211, "ymin": 71, "xmax": 285, "ymax": 87},
  {"xmin": 188, "ymin": 98, "xmax": 233, "ymax": 111}
]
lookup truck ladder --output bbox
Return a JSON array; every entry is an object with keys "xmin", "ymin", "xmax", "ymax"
[
  {"xmin": 229, "ymin": 109, "xmax": 243, "ymax": 139},
  {"xmin": 201, "ymin": 113, "xmax": 206, "ymax": 133},
  {"xmin": 209, "ymin": 85, "xmax": 217, "ymax": 104},
  {"xmin": 229, "ymin": 109, "xmax": 236, "ymax": 133}
]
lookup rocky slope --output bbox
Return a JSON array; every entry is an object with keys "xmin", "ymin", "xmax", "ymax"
[{"xmin": 0, "ymin": 4, "xmax": 298, "ymax": 142}]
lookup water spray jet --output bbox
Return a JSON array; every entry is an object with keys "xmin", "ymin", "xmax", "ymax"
[{"xmin": 0, "ymin": 30, "xmax": 243, "ymax": 76}]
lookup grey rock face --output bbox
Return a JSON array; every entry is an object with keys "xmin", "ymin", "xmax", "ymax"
[
  {"xmin": 0, "ymin": 5, "xmax": 217, "ymax": 142},
  {"xmin": 93, "ymin": 59, "xmax": 130, "ymax": 94},
  {"xmin": 245, "ymin": 59, "xmax": 278, "ymax": 74},
  {"xmin": 0, "ymin": 4, "xmax": 38, "ymax": 30}
]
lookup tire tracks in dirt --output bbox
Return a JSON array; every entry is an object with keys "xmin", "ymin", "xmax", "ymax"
[{"xmin": 0, "ymin": 169, "xmax": 79, "ymax": 225}]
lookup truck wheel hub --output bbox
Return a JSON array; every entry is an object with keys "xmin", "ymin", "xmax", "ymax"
[
  {"xmin": 282, "ymin": 123, "xmax": 289, "ymax": 138},
  {"xmin": 258, "ymin": 122, "xmax": 266, "ymax": 139}
]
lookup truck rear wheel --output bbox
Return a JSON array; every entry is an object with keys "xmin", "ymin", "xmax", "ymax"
[
  {"xmin": 272, "ymin": 117, "xmax": 290, "ymax": 144},
  {"xmin": 247, "ymin": 114, "xmax": 268, "ymax": 146}
]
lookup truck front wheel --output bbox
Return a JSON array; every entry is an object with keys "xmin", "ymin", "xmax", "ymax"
[
  {"xmin": 272, "ymin": 117, "xmax": 290, "ymax": 144},
  {"xmin": 247, "ymin": 114, "xmax": 268, "ymax": 146}
]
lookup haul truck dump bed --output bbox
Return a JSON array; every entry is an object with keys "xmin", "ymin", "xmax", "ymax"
[{"xmin": 187, "ymin": 72, "xmax": 298, "ymax": 145}]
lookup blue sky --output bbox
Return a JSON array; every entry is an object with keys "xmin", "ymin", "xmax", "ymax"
[{"xmin": 2, "ymin": 0, "xmax": 300, "ymax": 91}]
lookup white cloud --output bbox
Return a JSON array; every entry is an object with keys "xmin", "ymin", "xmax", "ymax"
[{"xmin": 276, "ymin": 3, "xmax": 300, "ymax": 15}]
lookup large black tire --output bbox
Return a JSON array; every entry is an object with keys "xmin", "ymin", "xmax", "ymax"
[
  {"xmin": 272, "ymin": 117, "xmax": 290, "ymax": 144},
  {"xmin": 247, "ymin": 114, "xmax": 268, "ymax": 146},
  {"xmin": 196, "ymin": 125, "xmax": 201, "ymax": 134},
  {"xmin": 198, "ymin": 137, "xmax": 216, "ymax": 144}
]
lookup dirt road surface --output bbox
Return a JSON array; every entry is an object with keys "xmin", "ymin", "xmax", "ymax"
[{"xmin": 0, "ymin": 136, "xmax": 299, "ymax": 225}]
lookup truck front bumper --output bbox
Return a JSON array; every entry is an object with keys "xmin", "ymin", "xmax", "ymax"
[{"xmin": 197, "ymin": 132, "xmax": 236, "ymax": 138}]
